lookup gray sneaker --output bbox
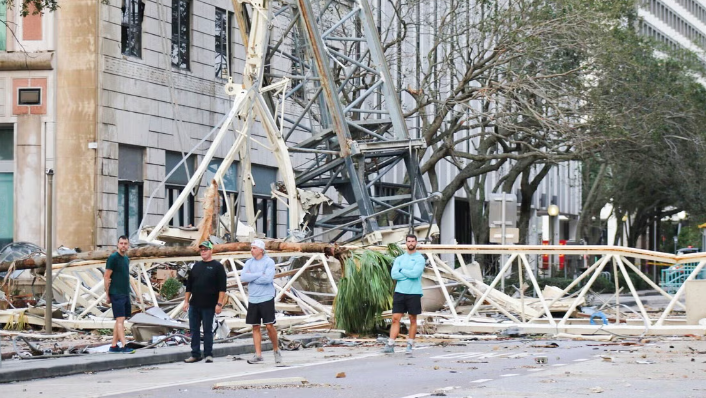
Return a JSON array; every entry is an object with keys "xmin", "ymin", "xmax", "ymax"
[
  {"xmin": 405, "ymin": 343, "xmax": 413, "ymax": 355},
  {"xmin": 274, "ymin": 350, "xmax": 283, "ymax": 364},
  {"xmin": 382, "ymin": 344, "xmax": 394, "ymax": 354},
  {"xmin": 205, "ymin": 356, "xmax": 213, "ymax": 363},
  {"xmin": 247, "ymin": 355, "xmax": 264, "ymax": 364}
]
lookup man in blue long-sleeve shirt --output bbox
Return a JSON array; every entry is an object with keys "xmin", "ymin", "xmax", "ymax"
[
  {"xmin": 383, "ymin": 234, "xmax": 426, "ymax": 355},
  {"xmin": 240, "ymin": 239, "xmax": 282, "ymax": 364}
]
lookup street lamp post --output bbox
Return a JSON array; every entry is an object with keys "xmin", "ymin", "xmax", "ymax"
[
  {"xmin": 547, "ymin": 204, "xmax": 559, "ymax": 278},
  {"xmin": 45, "ymin": 169, "xmax": 54, "ymax": 333},
  {"xmin": 674, "ymin": 211, "xmax": 687, "ymax": 254}
]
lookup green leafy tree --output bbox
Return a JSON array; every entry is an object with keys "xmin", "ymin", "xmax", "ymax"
[{"xmin": 2, "ymin": 0, "xmax": 59, "ymax": 16}]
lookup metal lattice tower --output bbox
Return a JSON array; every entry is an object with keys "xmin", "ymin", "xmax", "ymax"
[
  {"xmin": 147, "ymin": 0, "xmax": 435, "ymax": 244},
  {"xmin": 242, "ymin": 0, "xmax": 435, "ymax": 242}
]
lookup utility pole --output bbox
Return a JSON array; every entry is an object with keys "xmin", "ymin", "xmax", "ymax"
[{"xmin": 45, "ymin": 169, "xmax": 54, "ymax": 333}]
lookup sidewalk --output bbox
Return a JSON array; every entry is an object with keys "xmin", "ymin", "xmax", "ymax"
[{"xmin": 0, "ymin": 333, "xmax": 331, "ymax": 383}]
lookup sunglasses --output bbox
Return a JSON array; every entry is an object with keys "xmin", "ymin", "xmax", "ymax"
[{"xmin": 199, "ymin": 247, "xmax": 211, "ymax": 251}]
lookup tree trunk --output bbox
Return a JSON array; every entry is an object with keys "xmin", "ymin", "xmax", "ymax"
[
  {"xmin": 0, "ymin": 241, "xmax": 346, "ymax": 272},
  {"xmin": 518, "ymin": 163, "xmax": 552, "ymax": 244},
  {"xmin": 576, "ymin": 162, "xmax": 607, "ymax": 242}
]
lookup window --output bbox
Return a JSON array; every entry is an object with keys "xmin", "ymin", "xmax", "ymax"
[
  {"xmin": 121, "ymin": 0, "xmax": 145, "ymax": 58},
  {"xmin": 165, "ymin": 151, "xmax": 195, "ymax": 227},
  {"xmin": 172, "ymin": 0, "xmax": 191, "ymax": 69},
  {"xmin": 251, "ymin": 166, "xmax": 277, "ymax": 238},
  {"xmin": 214, "ymin": 8, "xmax": 233, "ymax": 79},
  {"xmin": 254, "ymin": 196, "xmax": 277, "ymax": 238},
  {"xmin": 0, "ymin": 126, "xmax": 14, "ymax": 247},
  {"xmin": 117, "ymin": 145, "xmax": 144, "ymax": 238}
]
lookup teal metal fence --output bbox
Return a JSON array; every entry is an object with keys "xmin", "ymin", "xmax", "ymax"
[{"xmin": 660, "ymin": 263, "xmax": 706, "ymax": 294}]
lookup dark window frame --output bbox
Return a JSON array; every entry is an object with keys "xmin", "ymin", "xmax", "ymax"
[
  {"xmin": 121, "ymin": 0, "xmax": 145, "ymax": 58},
  {"xmin": 171, "ymin": 0, "xmax": 191, "ymax": 70},
  {"xmin": 166, "ymin": 184, "xmax": 196, "ymax": 227},
  {"xmin": 214, "ymin": 7, "xmax": 233, "ymax": 79},
  {"xmin": 254, "ymin": 194, "xmax": 277, "ymax": 238},
  {"xmin": 118, "ymin": 180, "xmax": 144, "ymax": 238}
]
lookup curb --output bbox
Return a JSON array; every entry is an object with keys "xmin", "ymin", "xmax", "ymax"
[{"xmin": 0, "ymin": 334, "xmax": 331, "ymax": 383}]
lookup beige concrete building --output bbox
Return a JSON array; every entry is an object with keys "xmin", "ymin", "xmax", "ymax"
[{"xmin": 1, "ymin": 0, "xmax": 283, "ymax": 251}]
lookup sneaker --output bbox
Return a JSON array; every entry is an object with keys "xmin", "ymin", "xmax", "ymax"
[
  {"xmin": 382, "ymin": 344, "xmax": 394, "ymax": 354},
  {"xmin": 274, "ymin": 350, "xmax": 283, "ymax": 364},
  {"xmin": 108, "ymin": 346, "xmax": 121, "ymax": 354},
  {"xmin": 247, "ymin": 355, "xmax": 264, "ymax": 364},
  {"xmin": 184, "ymin": 356, "xmax": 202, "ymax": 363},
  {"xmin": 122, "ymin": 347, "xmax": 136, "ymax": 354},
  {"xmin": 205, "ymin": 356, "xmax": 213, "ymax": 363},
  {"xmin": 405, "ymin": 343, "xmax": 413, "ymax": 355}
]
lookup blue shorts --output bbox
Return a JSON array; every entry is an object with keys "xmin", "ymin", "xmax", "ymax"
[{"xmin": 110, "ymin": 294, "xmax": 131, "ymax": 319}]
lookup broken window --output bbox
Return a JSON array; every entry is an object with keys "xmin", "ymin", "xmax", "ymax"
[
  {"xmin": 171, "ymin": 0, "xmax": 190, "ymax": 69},
  {"xmin": 0, "ymin": 126, "xmax": 13, "ymax": 247},
  {"xmin": 118, "ymin": 145, "xmax": 144, "ymax": 238},
  {"xmin": 165, "ymin": 151, "xmax": 195, "ymax": 227},
  {"xmin": 214, "ymin": 8, "xmax": 233, "ymax": 79},
  {"xmin": 121, "ymin": 0, "xmax": 145, "ymax": 58}
]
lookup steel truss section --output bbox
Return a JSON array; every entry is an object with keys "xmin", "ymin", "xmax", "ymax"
[{"xmin": 5, "ymin": 245, "xmax": 705, "ymax": 337}]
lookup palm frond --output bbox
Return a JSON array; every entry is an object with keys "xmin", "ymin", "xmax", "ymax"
[{"xmin": 333, "ymin": 249, "xmax": 395, "ymax": 334}]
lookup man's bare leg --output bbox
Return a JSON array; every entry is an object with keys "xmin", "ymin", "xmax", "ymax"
[
  {"xmin": 252, "ymin": 325, "xmax": 262, "ymax": 356},
  {"xmin": 408, "ymin": 314, "xmax": 418, "ymax": 340},
  {"xmin": 265, "ymin": 324, "xmax": 278, "ymax": 351},
  {"xmin": 112, "ymin": 317, "xmax": 126, "ymax": 347},
  {"xmin": 389, "ymin": 313, "xmax": 403, "ymax": 340}
]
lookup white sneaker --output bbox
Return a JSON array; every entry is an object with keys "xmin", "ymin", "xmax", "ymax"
[{"xmin": 274, "ymin": 350, "xmax": 283, "ymax": 364}]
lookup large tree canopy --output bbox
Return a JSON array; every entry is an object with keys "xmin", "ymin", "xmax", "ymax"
[{"xmin": 370, "ymin": 0, "xmax": 706, "ymax": 246}]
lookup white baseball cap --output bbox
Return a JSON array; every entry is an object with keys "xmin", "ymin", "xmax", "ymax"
[{"xmin": 251, "ymin": 240, "xmax": 266, "ymax": 250}]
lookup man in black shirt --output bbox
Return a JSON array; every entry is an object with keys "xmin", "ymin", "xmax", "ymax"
[{"xmin": 183, "ymin": 241, "xmax": 227, "ymax": 363}]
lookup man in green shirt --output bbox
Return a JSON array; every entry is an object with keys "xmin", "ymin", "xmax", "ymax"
[{"xmin": 104, "ymin": 235, "xmax": 134, "ymax": 354}]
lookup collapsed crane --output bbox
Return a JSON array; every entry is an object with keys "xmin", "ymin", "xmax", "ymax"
[{"xmin": 145, "ymin": 0, "xmax": 437, "ymax": 245}]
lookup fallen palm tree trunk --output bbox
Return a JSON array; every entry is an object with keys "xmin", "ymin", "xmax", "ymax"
[{"xmin": 0, "ymin": 241, "xmax": 346, "ymax": 272}]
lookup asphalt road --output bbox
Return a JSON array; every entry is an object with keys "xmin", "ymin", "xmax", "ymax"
[{"xmin": 4, "ymin": 338, "xmax": 706, "ymax": 398}]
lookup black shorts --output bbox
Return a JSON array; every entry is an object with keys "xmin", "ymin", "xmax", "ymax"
[
  {"xmin": 246, "ymin": 298, "xmax": 276, "ymax": 325},
  {"xmin": 110, "ymin": 294, "xmax": 131, "ymax": 319},
  {"xmin": 392, "ymin": 292, "xmax": 422, "ymax": 315}
]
